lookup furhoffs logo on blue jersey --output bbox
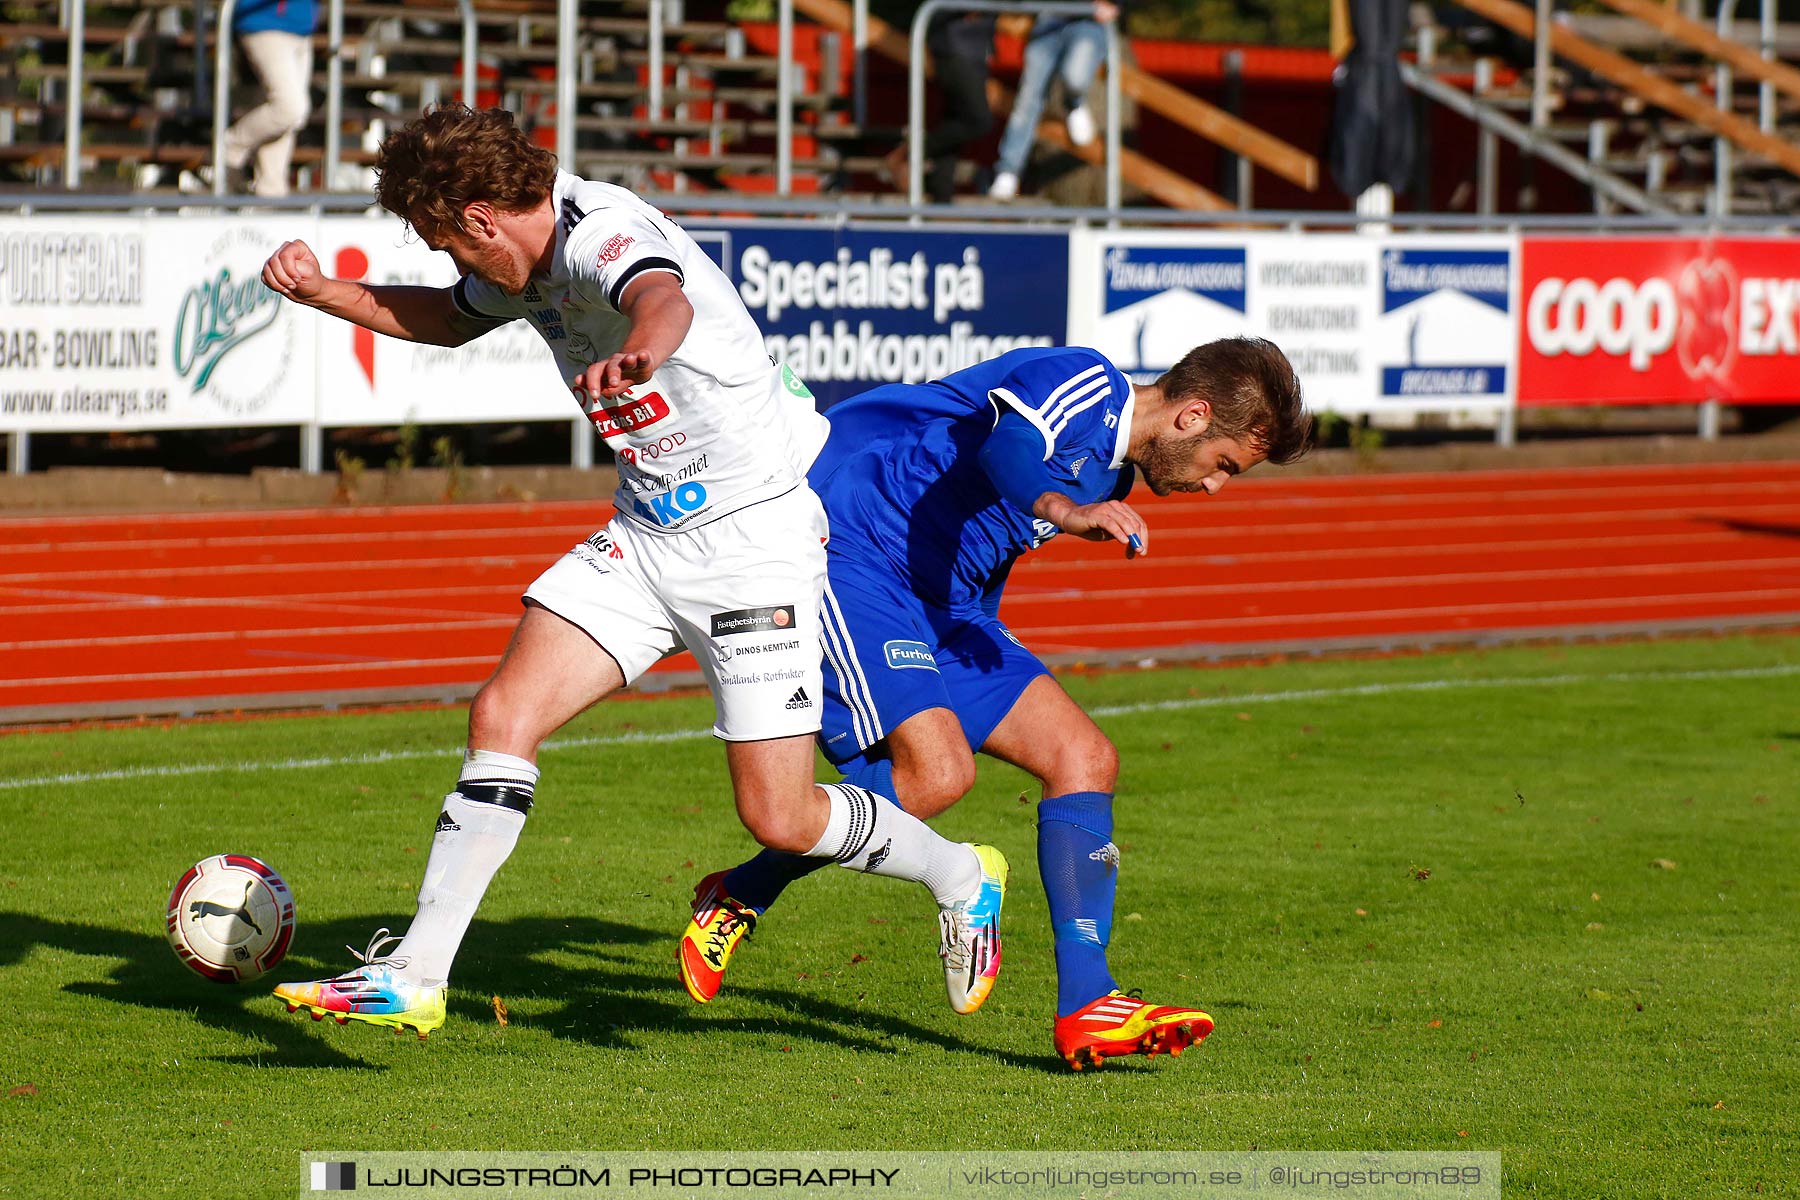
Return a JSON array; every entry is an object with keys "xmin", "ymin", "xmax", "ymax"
[{"xmin": 883, "ymin": 640, "xmax": 938, "ymax": 671}]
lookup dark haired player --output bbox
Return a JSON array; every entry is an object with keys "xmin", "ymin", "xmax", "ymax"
[{"xmin": 680, "ymin": 338, "xmax": 1310, "ymax": 1069}]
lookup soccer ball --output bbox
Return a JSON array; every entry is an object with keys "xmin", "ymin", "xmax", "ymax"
[{"xmin": 165, "ymin": 855, "xmax": 296, "ymax": 983}]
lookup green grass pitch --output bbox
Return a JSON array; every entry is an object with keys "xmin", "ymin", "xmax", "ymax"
[{"xmin": 2, "ymin": 635, "xmax": 1796, "ymax": 1197}]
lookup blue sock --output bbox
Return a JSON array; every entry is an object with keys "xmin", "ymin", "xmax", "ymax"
[
  {"xmin": 1037, "ymin": 791, "xmax": 1120, "ymax": 1016},
  {"xmin": 723, "ymin": 758, "xmax": 899, "ymax": 913}
]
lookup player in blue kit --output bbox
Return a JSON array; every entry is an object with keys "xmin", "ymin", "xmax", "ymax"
[{"xmin": 678, "ymin": 336, "xmax": 1310, "ymax": 1067}]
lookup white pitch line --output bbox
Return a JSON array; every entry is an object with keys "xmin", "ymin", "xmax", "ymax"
[{"xmin": 3, "ymin": 662, "xmax": 1795, "ymax": 792}]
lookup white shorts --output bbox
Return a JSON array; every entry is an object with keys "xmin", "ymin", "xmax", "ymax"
[{"xmin": 523, "ymin": 485, "xmax": 829, "ymax": 742}]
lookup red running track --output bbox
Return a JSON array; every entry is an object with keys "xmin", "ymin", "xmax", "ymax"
[{"xmin": 2, "ymin": 460, "xmax": 1798, "ymax": 721}]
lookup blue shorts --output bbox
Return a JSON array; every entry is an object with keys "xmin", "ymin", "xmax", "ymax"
[{"xmin": 817, "ymin": 547, "xmax": 1050, "ymax": 768}]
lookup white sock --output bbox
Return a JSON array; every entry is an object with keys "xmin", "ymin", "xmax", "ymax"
[
  {"xmin": 391, "ymin": 749, "xmax": 536, "ymax": 986},
  {"xmin": 805, "ymin": 783, "xmax": 980, "ymax": 907}
]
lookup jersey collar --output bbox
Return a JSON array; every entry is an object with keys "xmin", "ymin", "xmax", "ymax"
[{"xmin": 1109, "ymin": 389, "xmax": 1135, "ymax": 469}]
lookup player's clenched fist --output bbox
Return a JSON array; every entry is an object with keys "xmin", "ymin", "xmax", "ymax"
[{"xmin": 262, "ymin": 239, "xmax": 327, "ymax": 303}]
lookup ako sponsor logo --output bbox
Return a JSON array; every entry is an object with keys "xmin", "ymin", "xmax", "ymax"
[
  {"xmin": 711, "ymin": 606, "xmax": 797, "ymax": 638},
  {"xmin": 630, "ymin": 481, "xmax": 707, "ymax": 527},
  {"xmin": 883, "ymin": 640, "xmax": 938, "ymax": 671}
]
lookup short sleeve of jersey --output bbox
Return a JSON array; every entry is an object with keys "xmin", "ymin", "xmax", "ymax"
[
  {"xmin": 563, "ymin": 207, "xmax": 687, "ymax": 311},
  {"xmin": 448, "ymin": 274, "xmax": 518, "ymax": 325},
  {"xmin": 987, "ymin": 348, "xmax": 1124, "ymax": 465}
]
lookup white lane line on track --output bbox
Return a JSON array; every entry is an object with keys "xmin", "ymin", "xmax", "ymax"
[
  {"xmin": 1011, "ymin": 528, "xmax": 1800, "ymax": 578},
  {"xmin": 0, "ymin": 498, "xmax": 613, "ymax": 530},
  {"xmin": 0, "ymin": 656, "xmax": 500, "ymax": 691},
  {"xmin": 0, "ymin": 524, "xmax": 602, "ymax": 557},
  {"xmin": 4, "ymin": 662, "xmax": 1795, "ymax": 792},
  {"xmin": 1102, "ymin": 501, "xmax": 1800, "ymax": 540},
  {"xmin": 0, "ymin": 555, "xmax": 538, "ymax": 585},
  {"xmin": 1001, "ymin": 555, "xmax": 1800, "ymax": 606},
  {"xmin": 6, "ymin": 500, "xmax": 1797, "ymax": 588},
  {"xmin": 0, "ymin": 617, "xmax": 516, "ymax": 653},
  {"xmin": 1011, "ymin": 588, "xmax": 1800, "ymax": 639}
]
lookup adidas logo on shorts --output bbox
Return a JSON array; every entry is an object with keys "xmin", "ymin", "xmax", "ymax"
[{"xmin": 785, "ymin": 687, "xmax": 813, "ymax": 711}]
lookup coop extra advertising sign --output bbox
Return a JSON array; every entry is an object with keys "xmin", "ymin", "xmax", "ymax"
[
  {"xmin": 1518, "ymin": 236, "xmax": 1800, "ymax": 406},
  {"xmin": 686, "ymin": 222, "xmax": 1070, "ymax": 407}
]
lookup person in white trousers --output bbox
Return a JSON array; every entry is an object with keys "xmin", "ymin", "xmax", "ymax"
[{"xmin": 222, "ymin": 0, "xmax": 316, "ymax": 196}]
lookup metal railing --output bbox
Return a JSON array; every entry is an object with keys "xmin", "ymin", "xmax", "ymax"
[
  {"xmin": 55, "ymin": 0, "xmax": 479, "ymax": 192},
  {"xmin": 908, "ymin": 0, "xmax": 1122, "ymax": 213}
]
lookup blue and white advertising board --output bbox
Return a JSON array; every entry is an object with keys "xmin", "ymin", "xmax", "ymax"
[
  {"xmin": 1068, "ymin": 230, "xmax": 1516, "ymax": 415},
  {"xmin": 1373, "ymin": 238, "xmax": 1516, "ymax": 411},
  {"xmin": 686, "ymin": 222, "xmax": 1069, "ymax": 407}
]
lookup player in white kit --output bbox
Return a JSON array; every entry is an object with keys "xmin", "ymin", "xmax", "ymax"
[{"xmin": 257, "ymin": 105, "xmax": 1007, "ymax": 1037}]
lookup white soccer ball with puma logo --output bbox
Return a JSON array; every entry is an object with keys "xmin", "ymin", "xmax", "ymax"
[{"xmin": 165, "ymin": 855, "xmax": 296, "ymax": 983}]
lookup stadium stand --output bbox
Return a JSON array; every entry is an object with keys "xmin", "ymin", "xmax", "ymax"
[{"xmin": 1, "ymin": 1, "xmax": 1795, "ymax": 212}]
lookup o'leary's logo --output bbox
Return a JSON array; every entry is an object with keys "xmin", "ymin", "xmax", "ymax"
[{"xmin": 172, "ymin": 227, "xmax": 296, "ymax": 415}]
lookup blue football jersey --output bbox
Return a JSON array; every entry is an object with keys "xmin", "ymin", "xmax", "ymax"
[{"xmin": 813, "ymin": 346, "xmax": 1136, "ymax": 608}]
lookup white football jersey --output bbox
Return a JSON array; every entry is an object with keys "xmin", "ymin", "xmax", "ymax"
[{"xmin": 450, "ymin": 171, "xmax": 828, "ymax": 533}]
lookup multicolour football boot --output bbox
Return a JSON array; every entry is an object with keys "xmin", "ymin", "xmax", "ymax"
[
  {"xmin": 1052, "ymin": 989, "xmax": 1214, "ymax": 1070},
  {"xmin": 273, "ymin": 928, "xmax": 446, "ymax": 1040},
  {"xmin": 938, "ymin": 844, "xmax": 1008, "ymax": 1014},
  {"xmin": 679, "ymin": 871, "xmax": 761, "ymax": 1004}
]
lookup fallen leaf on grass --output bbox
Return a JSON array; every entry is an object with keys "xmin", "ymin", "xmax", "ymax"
[
  {"xmin": 1712, "ymin": 1100, "xmax": 1726, "ymax": 1110},
  {"xmin": 9, "ymin": 1085, "xmax": 37, "ymax": 1098},
  {"xmin": 1124, "ymin": 912, "xmax": 1143, "ymax": 921},
  {"xmin": 1651, "ymin": 859, "xmax": 1678, "ymax": 871},
  {"xmin": 850, "ymin": 953, "xmax": 868, "ymax": 964},
  {"xmin": 1586, "ymin": 923, "xmax": 1605, "ymax": 931},
  {"xmin": 492, "ymin": 996, "xmax": 509, "ymax": 1027},
  {"xmin": 1355, "ymin": 908, "xmax": 1368, "ymax": 917},
  {"xmin": 1408, "ymin": 866, "xmax": 1432, "ymax": 882}
]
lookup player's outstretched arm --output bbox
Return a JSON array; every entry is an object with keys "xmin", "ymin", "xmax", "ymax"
[
  {"xmin": 979, "ymin": 410, "xmax": 1148, "ymax": 557},
  {"xmin": 570, "ymin": 273, "xmax": 695, "ymax": 402},
  {"xmin": 260, "ymin": 239, "xmax": 495, "ymax": 348}
]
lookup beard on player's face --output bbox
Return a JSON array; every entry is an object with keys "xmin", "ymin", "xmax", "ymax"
[{"xmin": 1135, "ymin": 426, "xmax": 1210, "ymax": 496}]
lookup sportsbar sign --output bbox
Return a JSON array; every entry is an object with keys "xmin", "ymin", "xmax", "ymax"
[{"xmin": 1518, "ymin": 235, "xmax": 1799, "ymax": 406}]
